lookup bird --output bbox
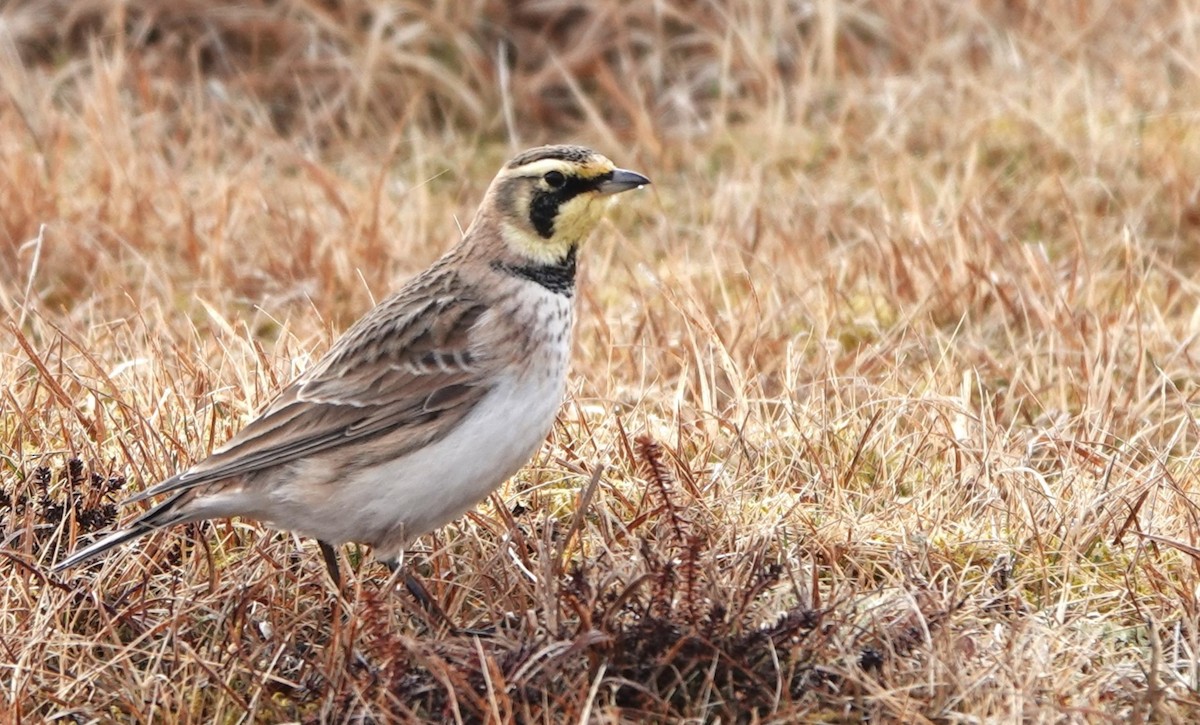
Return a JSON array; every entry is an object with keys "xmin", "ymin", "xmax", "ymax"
[{"xmin": 52, "ymin": 144, "xmax": 650, "ymax": 585}]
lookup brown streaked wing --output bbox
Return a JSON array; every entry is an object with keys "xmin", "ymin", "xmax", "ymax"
[{"xmin": 130, "ymin": 292, "xmax": 498, "ymax": 501}]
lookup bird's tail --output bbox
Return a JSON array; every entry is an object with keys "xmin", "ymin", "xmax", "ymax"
[{"xmin": 51, "ymin": 491, "xmax": 189, "ymax": 572}]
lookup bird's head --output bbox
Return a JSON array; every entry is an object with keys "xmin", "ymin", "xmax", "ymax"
[{"xmin": 479, "ymin": 145, "xmax": 650, "ymax": 266}]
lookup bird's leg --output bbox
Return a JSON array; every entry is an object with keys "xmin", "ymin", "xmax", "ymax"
[
  {"xmin": 386, "ymin": 558, "xmax": 493, "ymax": 637},
  {"xmin": 383, "ymin": 558, "xmax": 451, "ymax": 628},
  {"xmin": 318, "ymin": 540, "xmax": 342, "ymax": 587}
]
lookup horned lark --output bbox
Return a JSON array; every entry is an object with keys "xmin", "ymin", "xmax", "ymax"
[{"xmin": 52, "ymin": 144, "xmax": 649, "ymax": 578}]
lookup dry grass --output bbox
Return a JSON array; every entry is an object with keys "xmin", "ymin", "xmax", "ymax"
[{"xmin": 3, "ymin": 0, "xmax": 1200, "ymax": 721}]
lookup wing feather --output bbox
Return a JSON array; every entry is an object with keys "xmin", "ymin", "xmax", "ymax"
[{"xmin": 131, "ymin": 281, "xmax": 498, "ymax": 501}]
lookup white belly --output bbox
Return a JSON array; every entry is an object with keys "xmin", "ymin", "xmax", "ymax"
[{"xmin": 272, "ymin": 362, "xmax": 567, "ymax": 559}]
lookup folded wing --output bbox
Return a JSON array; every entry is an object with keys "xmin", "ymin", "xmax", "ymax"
[{"xmin": 130, "ymin": 289, "xmax": 496, "ymax": 501}]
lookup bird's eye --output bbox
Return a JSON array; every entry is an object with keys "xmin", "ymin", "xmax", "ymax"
[{"xmin": 543, "ymin": 170, "xmax": 566, "ymax": 189}]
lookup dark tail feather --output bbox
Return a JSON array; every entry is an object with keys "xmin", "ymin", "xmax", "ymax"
[{"xmin": 51, "ymin": 492, "xmax": 189, "ymax": 572}]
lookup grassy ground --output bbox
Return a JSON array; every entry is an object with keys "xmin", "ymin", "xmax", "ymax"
[{"xmin": 3, "ymin": 0, "xmax": 1200, "ymax": 721}]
